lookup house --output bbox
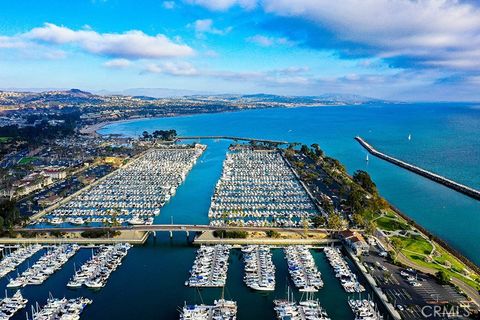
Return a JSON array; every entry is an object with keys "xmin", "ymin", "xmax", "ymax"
[
  {"xmin": 339, "ymin": 230, "xmax": 370, "ymax": 256},
  {"xmin": 38, "ymin": 195, "xmax": 61, "ymax": 207},
  {"xmin": 42, "ymin": 168, "xmax": 67, "ymax": 180}
]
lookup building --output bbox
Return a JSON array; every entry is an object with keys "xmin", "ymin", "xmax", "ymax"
[
  {"xmin": 339, "ymin": 230, "xmax": 370, "ymax": 256},
  {"xmin": 38, "ymin": 195, "xmax": 61, "ymax": 207},
  {"xmin": 42, "ymin": 168, "xmax": 67, "ymax": 180}
]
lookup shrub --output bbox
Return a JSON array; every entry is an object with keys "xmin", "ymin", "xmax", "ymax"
[{"xmin": 213, "ymin": 230, "xmax": 247, "ymax": 239}]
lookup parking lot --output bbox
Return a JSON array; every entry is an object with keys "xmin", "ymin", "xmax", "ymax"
[{"xmin": 363, "ymin": 247, "xmax": 470, "ymax": 319}]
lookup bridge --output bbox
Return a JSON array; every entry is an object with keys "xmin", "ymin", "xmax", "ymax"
[
  {"xmin": 15, "ymin": 224, "xmax": 345, "ymax": 236},
  {"xmin": 176, "ymin": 136, "xmax": 291, "ymax": 145},
  {"xmin": 355, "ymin": 136, "xmax": 480, "ymax": 201}
]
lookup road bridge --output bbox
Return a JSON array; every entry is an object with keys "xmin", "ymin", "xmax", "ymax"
[{"xmin": 15, "ymin": 224, "xmax": 346, "ymax": 234}]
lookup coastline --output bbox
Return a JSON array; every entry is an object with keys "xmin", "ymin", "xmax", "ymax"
[{"xmin": 79, "ymin": 103, "xmax": 355, "ymax": 137}]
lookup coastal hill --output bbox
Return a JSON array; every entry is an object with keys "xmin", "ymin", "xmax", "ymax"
[{"xmin": 0, "ymin": 88, "xmax": 390, "ymax": 110}]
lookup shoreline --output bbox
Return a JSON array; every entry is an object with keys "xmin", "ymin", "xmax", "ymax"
[{"xmin": 79, "ymin": 104, "xmax": 358, "ymax": 137}]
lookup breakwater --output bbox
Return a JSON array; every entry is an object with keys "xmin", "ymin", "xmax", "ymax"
[{"xmin": 355, "ymin": 136, "xmax": 480, "ymax": 201}]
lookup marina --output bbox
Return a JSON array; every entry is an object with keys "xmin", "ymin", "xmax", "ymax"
[
  {"xmin": 7, "ymin": 245, "xmax": 78, "ymax": 288},
  {"xmin": 67, "ymin": 243, "xmax": 131, "ymax": 289},
  {"xmin": 34, "ymin": 145, "xmax": 205, "ymax": 227},
  {"xmin": 324, "ymin": 247, "xmax": 365, "ymax": 293},
  {"xmin": 273, "ymin": 299, "xmax": 330, "ymax": 320},
  {"xmin": 0, "ymin": 246, "xmax": 42, "ymax": 279},
  {"xmin": 28, "ymin": 295, "xmax": 92, "ymax": 320},
  {"xmin": 348, "ymin": 299, "xmax": 383, "ymax": 320},
  {"xmin": 284, "ymin": 246, "xmax": 323, "ymax": 292},
  {"xmin": 179, "ymin": 299, "xmax": 237, "ymax": 320},
  {"xmin": 242, "ymin": 245, "xmax": 275, "ymax": 291},
  {"xmin": 186, "ymin": 245, "xmax": 231, "ymax": 288},
  {"xmin": 208, "ymin": 149, "xmax": 317, "ymax": 228},
  {"xmin": 0, "ymin": 290, "xmax": 28, "ymax": 320}
]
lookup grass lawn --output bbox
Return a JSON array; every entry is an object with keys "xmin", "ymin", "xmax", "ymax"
[
  {"xmin": 376, "ymin": 216, "xmax": 410, "ymax": 232},
  {"xmin": 18, "ymin": 157, "xmax": 39, "ymax": 165},
  {"xmin": 0, "ymin": 136, "xmax": 11, "ymax": 143},
  {"xmin": 397, "ymin": 234, "xmax": 433, "ymax": 255},
  {"xmin": 392, "ymin": 235, "xmax": 480, "ymax": 290}
]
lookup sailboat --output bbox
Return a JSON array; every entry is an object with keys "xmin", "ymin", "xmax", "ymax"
[
  {"xmin": 365, "ymin": 154, "xmax": 369, "ymax": 162},
  {"xmin": 408, "ymin": 133, "xmax": 411, "ymax": 141}
]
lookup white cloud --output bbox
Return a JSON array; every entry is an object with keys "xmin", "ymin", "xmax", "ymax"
[
  {"xmin": 192, "ymin": 0, "xmax": 480, "ymax": 71},
  {"xmin": 1, "ymin": 23, "xmax": 194, "ymax": 60},
  {"xmin": 162, "ymin": 1, "xmax": 175, "ymax": 9},
  {"xmin": 143, "ymin": 61, "xmax": 199, "ymax": 76},
  {"xmin": 186, "ymin": 0, "xmax": 256, "ymax": 11},
  {"xmin": 104, "ymin": 58, "xmax": 132, "ymax": 69},
  {"xmin": 262, "ymin": 0, "xmax": 480, "ymax": 70},
  {"xmin": 192, "ymin": 19, "xmax": 232, "ymax": 36},
  {"xmin": 246, "ymin": 34, "xmax": 292, "ymax": 47}
]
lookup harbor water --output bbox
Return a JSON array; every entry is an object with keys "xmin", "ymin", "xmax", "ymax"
[
  {"xmin": 4, "ymin": 102, "xmax": 475, "ymax": 320},
  {"xmin": 100, "ymin": 103, "xmax": 480, "ymax": 266}
]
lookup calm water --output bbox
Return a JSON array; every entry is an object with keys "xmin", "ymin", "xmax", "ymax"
[
  {"xmin": 100, "ymin": 103, "xmax": 480, "ymax": 265},
  {"xmin": 6, "ymin": 136, "xmax": 380, "ymax": 320},
  {"xmin": 8, "ymin": 103, "xmax": 477, "ymax": 320}
]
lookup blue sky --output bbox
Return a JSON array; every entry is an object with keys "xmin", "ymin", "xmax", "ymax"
[{"xmin": 0, "ymin": 0, "xmax": 479, "ymax": 101}]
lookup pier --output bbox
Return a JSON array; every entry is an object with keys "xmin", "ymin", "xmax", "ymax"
[{"xmin": 355, "ymin": 136, "xmax": 480, "ymax": 201}]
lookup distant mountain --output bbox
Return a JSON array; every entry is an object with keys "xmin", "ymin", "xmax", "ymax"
[
  {"xmin": 0, "ymin": 88, "xmax": 393, "ymax": 110},
  {"xmin": 96, "ymin": 87, "xmax": 215, "ymax": 98}
]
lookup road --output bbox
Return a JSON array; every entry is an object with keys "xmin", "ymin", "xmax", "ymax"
[{"xmin": 15, "ymin": 224, "xmax": 347, "ymax": 234}]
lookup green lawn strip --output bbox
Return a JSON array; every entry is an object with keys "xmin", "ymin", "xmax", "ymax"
[
  {"xmin": 376, "ymin": 216, "xmax": 411, "ymax": 232},
  {"xmin": 0, "ymin": 136, "xmax": 11, "ymax": 143},
  {"xmin": 395, "ymin": 236, "xmax": 480, "ymax": 291},
  {"xmin": 18, "ymin": 157, "xmax": 39, "ymax": 165},
  {"xmin": 405, "ymin": 253, "xmax": 480, "ymax": 290}
]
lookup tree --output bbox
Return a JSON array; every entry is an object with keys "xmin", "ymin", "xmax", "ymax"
[
  {"xmin": 327, "ymin": 213, "xmax": 346, "ymax": 230},
  {"xmin": 352, "ymin": 213, "xmax": 365, "ymax": 226},
  {"xmin": 353, "ymin": 170, "xmax": 377, "ymax": 195},
  {"xmin": 266, "ymin": 230, "xmax": 280, "ymax": 238},
  {"xmin": 0, "ymin": 199, "xmax": 21, "ymax": 229},
  {"xmin": 365, "ymin": 220, "xmax": 377, "ymax": 235},
  {"xmin": 310, "ymin": 143, "xmax": 324, "ymax": 158},
  {"xmin": 390, "ymin": 237, "xmax": 405, "ymax": 263},
  {"xmin": 435, "ymin": 270, "xmax": 451, "ymax": 285},
  {"xmin": 300, "ymin": 144, "xmax": 310, "ymax": 155},
  {"xmin": 312, "ymin": 215, "xmax": 327, "ymax": 227}
]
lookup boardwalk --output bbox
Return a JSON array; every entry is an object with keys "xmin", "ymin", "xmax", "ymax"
[{"xmin": 355, "ymin": 136, "xmax": 480, "ymax": 201}]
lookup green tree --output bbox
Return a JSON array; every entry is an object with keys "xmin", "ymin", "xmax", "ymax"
[
  {"xmin": 312, "ymin": 215, "xmax": 327, "ymax": 227},
  {"xmin": 365, "ymin": 220, "xmax": 377, "ymax": 235},
  {"xmin": 435, "ymin": 270, "xmax": 451, "ymax": 285},
  {"xmin": 390, "ymin": 237, "xmax": 406, "ymax": 263},
  {"xmin": 353, "ymin": 170, "xmax": 377, "ymax": 195},
  {"xmin": 327, "ymin": 213, "xmax": 346, "ymax": 230},
  {"xmin": 266, "ymin": 230, "xmax": 280, "ymax": 238}
]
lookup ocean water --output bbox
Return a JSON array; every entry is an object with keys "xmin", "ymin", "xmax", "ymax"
[{"xmin": 100, "ymin": 103, "xmax": 480, "ymax": 265}]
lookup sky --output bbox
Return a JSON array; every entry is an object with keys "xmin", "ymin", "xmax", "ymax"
[{"xmin": 0, "ymin": 0, "xmax": 479, "ymax": 101}]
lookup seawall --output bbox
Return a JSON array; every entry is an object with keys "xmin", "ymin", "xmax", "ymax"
[{"xmin": 355, "ymin": 136, "xmax": 480, "ymax": 201}]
